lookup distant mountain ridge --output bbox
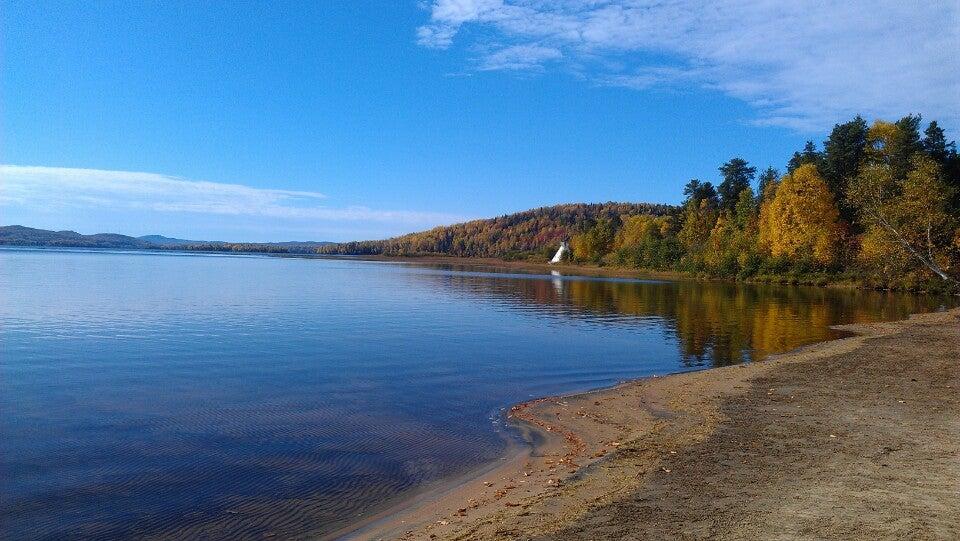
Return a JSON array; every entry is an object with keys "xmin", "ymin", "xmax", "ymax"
[
  {"xmin": 0, "ymin": 226, "xmax": 155, "ymax": 249},
  {"xmin": 318, "ymin": 202, "xmax": 676, "ymax": 258},
  {"xmin": 0, "ymin": 226, "xmax": 332, "ymax": 254},
  {"xmin": 138, "ymin": 234, "xmax": 216, "ymax": 246}
]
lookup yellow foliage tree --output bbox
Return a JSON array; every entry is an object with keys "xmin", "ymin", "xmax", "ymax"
[
  {"xmin": 615, "ymin": 215, "xmax": 672, "ymax": 249},
  {"xmin": 678, "ymin": 199, "xmax": 718, "ymax": 268},
  {"xmin": 849, "ymin": 155, "xmax": 956, "ymax": 282},
  {"xmin": 758, "ymin": 164, "xmax": 841, "ymax": 265}
]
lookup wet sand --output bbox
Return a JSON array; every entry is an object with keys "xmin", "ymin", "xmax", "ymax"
[{"xmin": 343, "ymin": 308, "xmax": 959, "ymax": 540}]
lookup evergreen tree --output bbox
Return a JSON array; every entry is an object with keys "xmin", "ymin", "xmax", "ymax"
[
  {"xmin": 682, "ymin": 179, "xmax": 718, "ymax": 208},
  {"xmin": 921, "ymin": 121, "xmax": 954, "ymax": 162},
  {"xmin": 822, "ymin": 116, "xmax": 868, "ymax": 202},
  {"xmin": 891, "ymin": 114, "xmax": 923, "ymax": 181},
  {"xmin": 787, "ymin": 141, "xmax": 823, "ymax": 173},
  {"xmin": 718, "ymin": 158, "xmax": 756, "ymax": 211},
  {"xmin": 921, "ymin": 120, "xmax": 960, "ymax": 217},
  {"xmin": 757, "ymin": 167, "xmax": 779, "ymax": 204}
]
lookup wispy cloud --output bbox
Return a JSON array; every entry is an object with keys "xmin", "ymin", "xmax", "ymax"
[
  {"xmin": 0, "ymin": 165, "xmax": 465, "ymax": 226},
  {"xmin": 417, "ymin": 0, "xmax": 960, "ymax": 131},
  {"xmin": 479, "ymin": 44, "xmax": 562, "ymax": 71}
]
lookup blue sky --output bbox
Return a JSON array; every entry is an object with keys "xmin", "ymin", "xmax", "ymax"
[{"xmin": 2, "ymin": 1, "xmax": 957, "ymax": 242}]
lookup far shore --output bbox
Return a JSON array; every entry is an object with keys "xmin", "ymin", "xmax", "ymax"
[
  {"xmin": 312, "ymin": 253, "xmax": 894, "ymax": 291},
  {"xmin": 338, "ymin": 307, "xmax": 959, "ymax": 540}
]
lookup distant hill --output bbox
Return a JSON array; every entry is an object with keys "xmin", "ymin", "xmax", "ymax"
[
  {"xmin": 318, "ymin": 202, "xmax": 676, "ymax": 258},
  {"xmin": 0, "ymin": 226, "xmax": 155, "ymax": 249},
  {"xmin": 0, "ymin": 226, "xmax": 333, "ymax": 254},
  {"xmin": 138, "ymin": 234, "xmax": 216, "ymax": 246}
]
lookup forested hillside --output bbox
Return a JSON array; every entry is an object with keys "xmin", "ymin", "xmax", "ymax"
[
  {"xmin": 318, "ymin": 202, "xmax": 673, "ymax": 259},
  {"xmin": 0, "ymin": 226, "xmax": 156, "ymax": 249},
  {"xmin": 322, "ymin": 115, "xmax": 960, "ymax": 290},
  {"xmin": 0, "ymin": 226, "xmax": 330, "ymax": 254}
]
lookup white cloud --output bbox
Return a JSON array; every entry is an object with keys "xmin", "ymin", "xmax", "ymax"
[
  {"xmin": 480, "ymin": 44, "xmax": 562, "ymax": 70},
  {"xmin": 417, "ymin": 0, "xmax": 960, "ymax": 131},
  {"xmin": 0, "ymin": 165, "xmax": 465, "ymax": 226}
]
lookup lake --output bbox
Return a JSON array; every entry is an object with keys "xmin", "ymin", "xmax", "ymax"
[{"xmin": 0, "ymin": 248, "xmax": 952, "ymax": 539}]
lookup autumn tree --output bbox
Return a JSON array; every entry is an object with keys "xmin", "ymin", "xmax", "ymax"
[
  {"xmin": 678, "ymin": 199, "xmax": 719, "ymax": 270},
  {"xmin": 704, "ymin": 187, "xmax": 761, "ymax": 275},
  {"xmin": 613, "ymin": 215, "xmax": 681, "ymax": 269},
  {"xmin": 865, "ymin": 115, "xmax": 923, "ymax": 182},
  {"xmin": 571, "ymin": 218, "xmax": 616, "ymax": 263},
  {"xmin": 757, "ymin": 167, "xmax": 779, "ymax": 206},
  {"xmin": 758, "ymin": 164, "xmax": 841, "ymax": 266},
  {"xmin": 848, "ymin": 155, "xmax": 957, "ymax": 282}
]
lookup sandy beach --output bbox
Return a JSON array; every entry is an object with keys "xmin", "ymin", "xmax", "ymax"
[{"xmin": 341, "ymin": 307, "xmax": 959, "ymax": 540}]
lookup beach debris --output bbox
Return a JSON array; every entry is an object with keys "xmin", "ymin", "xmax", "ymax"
[
  {"xmin": 455, "ymin": 508, "xmax": 467, "ymax": 516},
  {"xmin": 662, "ymin": 467, "xmax": 672, "ymax": 473},
  {"xmin": 437, "ymin": 520, "xmax": 449, "ymax": 526},
  {"xmin": 829, "ymin": 434, "xmax": 837, "ymax": 438},
  {"xmin": 483, "ymin": 481, "xmax": 493, "ymax": 487},
  {"xmin": 669, "ymin": 450, "xmax": 677, "ymax": 454}
]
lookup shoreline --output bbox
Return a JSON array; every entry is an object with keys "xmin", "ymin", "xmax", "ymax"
[
  {"xmin": 315, "ymin": 254, "xmax": 718, "ymax": 284},
  {"xmin": 338, "ymin": 307, "xmax": 959, "ymax": 540}
]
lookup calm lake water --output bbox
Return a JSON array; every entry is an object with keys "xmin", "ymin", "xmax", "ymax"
[{"xmin": 1, "ymin": 248, "xmax": 953, "ymax": 539}]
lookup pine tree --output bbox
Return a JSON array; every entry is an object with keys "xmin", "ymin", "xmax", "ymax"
[
  {"xmin": 921, "ymin": 120, "xmax": 960, "ymax": 214},
  {"xmin": 921, "ymin": 121, "xmax": 953, "ymax": 163},
  {"xmin": 757, "ymin": 167, "xmax": 779, "ymax": 205},
  {"xmin": 718, "ymin": 158, "xmax": 756, "ymax": 212},
  {"xmin": 682, "ymin": 179, "xmax": 718, "ymax": 208},
  {"xmin": 822, "ymin": 116, "xmax": 868, "ymax": 216},
  {"xmin": 787, "ymin": 141, "xmax": 823, "ymax": 173}
]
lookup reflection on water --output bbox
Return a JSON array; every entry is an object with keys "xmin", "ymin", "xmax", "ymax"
[
  {"xmin": 409, "ymin": 264, "xmax": 946, "ymax": 367},
  {"xmin": 0, "ymin": 249, "xmax": 952, "ymax": 540}
]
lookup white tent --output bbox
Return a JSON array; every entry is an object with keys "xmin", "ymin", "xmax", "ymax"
[{"xmin": 550, "ymin": 241, "xmax": 569, "ymax": 264}]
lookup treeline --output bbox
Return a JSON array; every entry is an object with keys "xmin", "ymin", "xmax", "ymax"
[
  {"xmin": 317, "ymin": 203, "xmax": 673, "ymax": 259},
  {"xmin": 320, "ymin": 115, "xmax": 959, "ymax": 290},
  {"xmin": 576, "ymin": 115, "xmax": 959, "ymax": 290},
  {"xmin": 166, "ymin": 242, "xmax": 322, "ymax": 254}
]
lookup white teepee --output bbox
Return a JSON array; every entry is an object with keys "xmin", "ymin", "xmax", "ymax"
[{"xmin": 550, "ymin": 241, "xmax": 569, "ymax": 264}]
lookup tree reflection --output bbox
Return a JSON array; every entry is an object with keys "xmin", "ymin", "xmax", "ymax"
[{"xmin": 410, "ymin": 268, "xmax": 950, "ymax": 368}]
